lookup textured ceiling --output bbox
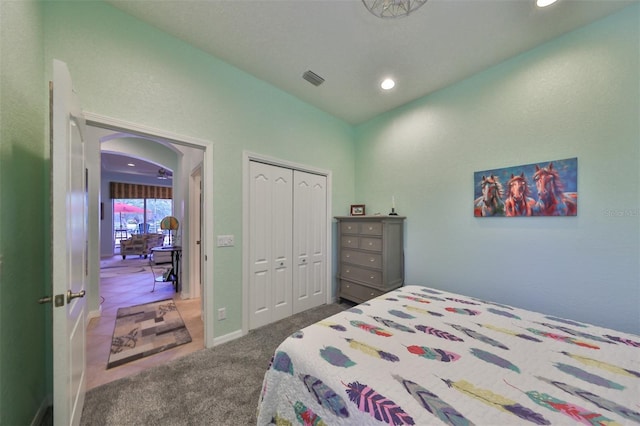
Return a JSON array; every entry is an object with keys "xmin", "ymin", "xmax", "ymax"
[{"xmin": 106, "ymin": 0, "xmax": 634, "ymax": 124}]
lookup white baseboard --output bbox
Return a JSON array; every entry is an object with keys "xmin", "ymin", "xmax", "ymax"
[
  {"xmin": 212, "ymin": 329, "xmax": 243, "ymax": 347},
  {"xmin": 30, "ymin": 394, "xmax": 52, "ymax": 426},
  {"xmin": 87, "ymin": 305, "xmax": 102, "ymax": 322}
]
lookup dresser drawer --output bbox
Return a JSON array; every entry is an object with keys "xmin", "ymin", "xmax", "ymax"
[
  {"xmin": 359, "ymin": 222, "xmax": 382, "ymax": 236},
  {"xmin": 341, "ymin": 236, "xmax": 359, "ymax": 249},
  {"xmin": 340, "ymin": 280, "xmax": 384, "ymax": 303},
  {"xmin": 340, "ymin": 222, "xmax": 359, "ymax": 234},
  {"xmin": 341, "ymin": 250, "xmax": 382, "ymax": 269},
  {"xmin": 340, "ymin": 264, "xmax": 382, "ymax": 286},
  {"xmin": 359, "ymin": 237, "xmax": 382, "ymax": 252}
]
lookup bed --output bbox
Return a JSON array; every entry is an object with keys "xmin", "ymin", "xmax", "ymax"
[{"xmin": 257, "ymin": 285, "xmax": 639, "ymax": 425}]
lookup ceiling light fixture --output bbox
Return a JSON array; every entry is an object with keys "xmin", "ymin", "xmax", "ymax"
[
  {"xmin": 536, "ymin": 0, "xmax": 558, "ymax": 7},
  {"xmin": 381, "ymin": 78, "xmax": 396, "ymax": 90},
  {"xmin": 362, "ymin": 0, "xmax": 427, "ymax": 18}
]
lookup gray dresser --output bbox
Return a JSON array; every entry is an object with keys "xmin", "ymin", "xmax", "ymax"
[{"xmin": 335, "ymin": 216, "xmax": 405, "ymax": 303}]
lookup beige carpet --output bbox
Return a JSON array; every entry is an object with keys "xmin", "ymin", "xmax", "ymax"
[
  {"xmin": 108, "ymin": 299, "xmax": 192, "ymax": 369},
  {"xmin": 81, "ymin": 301, "xmax": 353, "ymax": 425}
]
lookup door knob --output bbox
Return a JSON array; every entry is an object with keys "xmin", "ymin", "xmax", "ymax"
[{"xmin": 66, "ymin": 289, "xmax": 86, "ymax": 304}]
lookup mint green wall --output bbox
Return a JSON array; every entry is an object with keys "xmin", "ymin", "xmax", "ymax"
[
  {"xmin": 354, "ymin": 5, "xmax": 639, "ymax": 334},
  {"xmin": 43, "ymin": 1, "xmax": 356, "ymax": 337},
  {"xmin": 2, "ymin": 1, "xmax": 636, "ymax": 423},
  {"xmin": 0, "ymin": 1, "xmax": 50, "ymax": 424}
]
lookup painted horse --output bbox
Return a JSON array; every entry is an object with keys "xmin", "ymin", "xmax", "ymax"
[
  {"xmin": 474, "ymin": 174, "xmax": 505, "ymax": 216},
  {"xmin": 504, "ymin": 173, "xmax": 536, "ymax": 216},
  {"xmin": 532, "ymin": 162, "xmax": 577, "ymax": 216}
]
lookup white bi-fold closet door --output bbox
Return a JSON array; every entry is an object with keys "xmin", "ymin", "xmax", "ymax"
[{"xmin": 249, "ymin": 161, "xmax": 327, "ymax": 330}]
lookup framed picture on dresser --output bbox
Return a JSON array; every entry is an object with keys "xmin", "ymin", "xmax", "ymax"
[{"xmin": 350, "ymin": 204, "xmax": 365, "ymax": 216}]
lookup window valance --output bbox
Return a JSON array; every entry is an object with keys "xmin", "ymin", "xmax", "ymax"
[{"xmin": 110, "ymin": 182, "xmax": 172, "ymax": 199}]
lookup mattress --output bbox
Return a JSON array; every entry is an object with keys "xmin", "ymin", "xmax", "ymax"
[{"xmin": 257, "ymin": 285, "xmax": 639, "ymax": 425}]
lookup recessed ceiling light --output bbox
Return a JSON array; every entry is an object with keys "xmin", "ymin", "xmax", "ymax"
[
  {"xmin": 381, "ymin": 78, "xmax": 395, "ymax": 90},
  {"xmin": 536, "ymin": 0, "xmax": 558, "ymax": 7},
  {"xmin": 127, "ymin": 163, "xmax": 135, "ymax": 167}
]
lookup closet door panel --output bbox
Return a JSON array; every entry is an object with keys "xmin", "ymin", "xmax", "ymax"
[
  {"xmin": 293, "ymin": 171, "xmax": 327, "ymax": 314},
  {"xmin": 249, "ymin": 162, "xmax": 272, "ymax": 329},
  {"xmin": 249, "ymin": 162, "xmax": 293, "ymax": 328},
  {"xmin": 270, "ymin": 167, "xmax": 293, "ymax": 322}
]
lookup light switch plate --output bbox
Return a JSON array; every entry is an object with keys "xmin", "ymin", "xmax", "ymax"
[{"xmin": 217, "ymin": 235, "xmax": 234, "ymax": 247}]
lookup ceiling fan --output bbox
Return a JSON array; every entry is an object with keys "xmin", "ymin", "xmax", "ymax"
[{"xmin": 157, "ymin": 167, "xmax": 173, "ymax": 180}]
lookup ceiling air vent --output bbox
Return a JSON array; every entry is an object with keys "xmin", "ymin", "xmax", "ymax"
[{"xmin": 302, "ymin": 70, "xmax": 325, "ymax": 87}]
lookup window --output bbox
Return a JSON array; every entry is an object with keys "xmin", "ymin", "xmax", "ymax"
[{"xmin": 111, "ymin": 182, "xmax": 173, "ymax": 247}]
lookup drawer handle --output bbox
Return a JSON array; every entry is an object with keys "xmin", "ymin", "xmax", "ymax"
[
  {"xmin": 368, "ymin": 226, "xmax": 373, "ymax": 230},
  {"xmin": 370, "ymin": 258, "xmax": 375, "ymax": 262},
  {"xmin": 280, "ymin": 262, "xmax": 284, "ymax": 266},
  {"xmin": 345, "ymin": 269, "xmax": 350, "ymax": 273},
  {"xmin": 368, "ymin": 242, "xmax": 373, "ymax": 246},
  {"xmin": 370, "ymin": 292, "xmax": 375, "ymax": 296},
  {"xmin": 346, "ymin": 254, "xmax": 350, "ymax": 258},
  {"xmin": 370, "ymin": 275, "xmax": 375, "ymax": 279},
  {"xmin": 347, "ymin": 240, "xmax": 352, "ymax": 244}
]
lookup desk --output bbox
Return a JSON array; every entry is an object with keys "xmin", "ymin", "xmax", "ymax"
[{"xmin": 150, "ymin": 246, "xmax": 182, "ymax": 292}]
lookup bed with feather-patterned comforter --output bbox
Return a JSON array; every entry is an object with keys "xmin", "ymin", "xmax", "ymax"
[{"xmin": 256, "ymin": 285, "xmax": 639, "ymax": 425}]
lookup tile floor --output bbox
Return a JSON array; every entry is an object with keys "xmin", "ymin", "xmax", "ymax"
[{"xmin": 86, "ymin": 255, "xmax": 204, "ymax": 390}]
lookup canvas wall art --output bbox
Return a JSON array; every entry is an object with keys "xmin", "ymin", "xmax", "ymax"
[{"xmin": 474, "ymin": 157, "xmax": 577, "ymax": 217}]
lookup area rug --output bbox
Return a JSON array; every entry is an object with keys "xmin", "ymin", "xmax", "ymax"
[{"xmin": 108, "ymin": 299, "xmax": 192, "ymax": 369}]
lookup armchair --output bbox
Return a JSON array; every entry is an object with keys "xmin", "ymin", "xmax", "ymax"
[{"xmin": 120, "ymin": 233, "xmax": 165, "ymax": 259}]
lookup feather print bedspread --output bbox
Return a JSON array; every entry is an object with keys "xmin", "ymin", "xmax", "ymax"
[{"xmin": 256, "ymin": 285, "xmax": 639, "ymax": 425}]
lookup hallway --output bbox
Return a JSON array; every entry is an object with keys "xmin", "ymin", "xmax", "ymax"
[{"xmin": 86, "ymin": 256, "xmax": 203, "ymax": 390}]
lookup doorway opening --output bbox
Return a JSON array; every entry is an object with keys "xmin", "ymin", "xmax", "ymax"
[{"xmin": 85, "ymin": 112, "xmax": 214, "ymax": 388}]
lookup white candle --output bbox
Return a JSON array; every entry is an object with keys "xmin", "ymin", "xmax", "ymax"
[{"xmin": 392, "ymin": 196, "xmax": 395, "ymax": 209}]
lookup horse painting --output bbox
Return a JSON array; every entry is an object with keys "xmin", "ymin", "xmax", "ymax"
[
  {"xmin": 474, "ymin": 174, "xmax": 505, "ymax": 217},
  {"xmin": 504, "ymin": 173, "xmax": 536, "ymax": 216},
  {"xmin": 532, "ymin": 162, "xmax": 577, "ymax": 216}
]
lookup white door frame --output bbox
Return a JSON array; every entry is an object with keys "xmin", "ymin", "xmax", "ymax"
[
  {"xmin": 242, "ymin": 151, "xmax": 333, "ymax": 335},
  {"xmin": 84, "ymin": 112, "xmax": 216, "ymax": 348},
  {"xmin": 189, "ymin": 164, "xmax": 203, "ymax": 300}
]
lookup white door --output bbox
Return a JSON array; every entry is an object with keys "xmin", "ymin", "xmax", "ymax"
[
  {"xmin": 293, "ymin": 171, "xmax": 327, "ymax": 313},
  {"xmin": 249, "ymin": 162, "xmax": 293, "ymax": 329},
  {"xmin": 51, "ymin": 59, "xmax": 88, "ymax": 426}
]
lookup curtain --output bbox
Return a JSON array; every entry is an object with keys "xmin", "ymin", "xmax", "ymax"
[{"xmin": 110, "ymin": 182, "xmax": 172, "ymax": 199}]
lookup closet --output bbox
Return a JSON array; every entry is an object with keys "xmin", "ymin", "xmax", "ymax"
[{"xmin": 248, "ymin": 161, "xmax": 327, "ymax": 329}]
